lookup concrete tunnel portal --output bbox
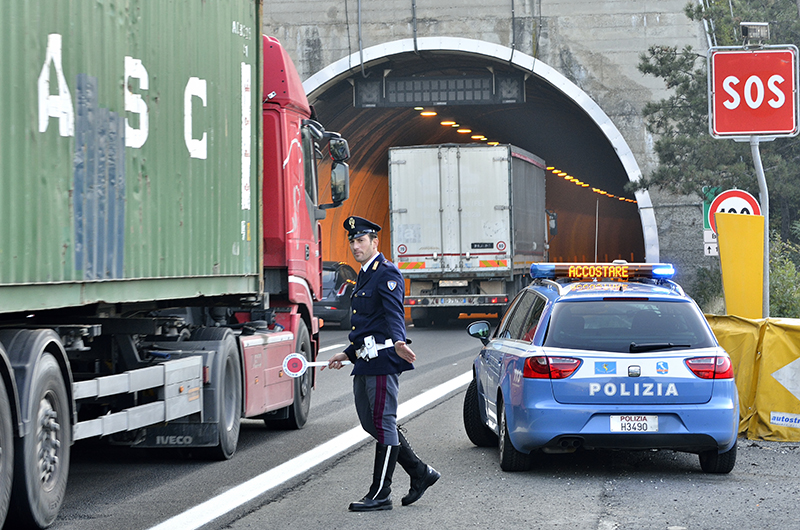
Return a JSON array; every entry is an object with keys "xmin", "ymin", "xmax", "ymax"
[{"xmin": 305, "ymin": 38, "xmax": 653, "ymax": 268}]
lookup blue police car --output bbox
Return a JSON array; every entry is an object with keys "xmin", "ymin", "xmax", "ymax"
[{"xmin": 464, "ymin": 262, "xmax": 738, "ymax": 473}]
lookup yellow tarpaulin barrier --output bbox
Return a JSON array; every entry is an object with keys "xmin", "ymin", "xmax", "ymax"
[{"xmin": 707, "ymin": 314, "xmax": 800, "ymax": 441}]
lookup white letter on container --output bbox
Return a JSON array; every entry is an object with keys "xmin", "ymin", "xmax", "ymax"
[
  {"xmin": 184, "ymin": 77, "xmax": 208, "ymax": 160},
  {"xmin": 38, "ymin": 34, "xmax": 74, "ymax": 137},
  {"xmin": 124, "ymin": 56, "xmax": 149, "ymax": 148}
]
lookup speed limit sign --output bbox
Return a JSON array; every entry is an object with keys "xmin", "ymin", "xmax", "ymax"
[{"xmin": 708, "ymin": 189, "xmax": 762, "ymax": 234}]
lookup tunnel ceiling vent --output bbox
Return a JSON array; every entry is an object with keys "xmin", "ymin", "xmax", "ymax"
[{"xmin": 354, "ymin": 74, "xmax": 525, "ymax": 108}]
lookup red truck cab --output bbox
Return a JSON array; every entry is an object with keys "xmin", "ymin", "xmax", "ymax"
[{"xmin": 260, "ymin": 35, "xmax": 349, "ymax": 359}]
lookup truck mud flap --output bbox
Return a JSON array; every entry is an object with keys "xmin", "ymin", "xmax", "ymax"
[{"xmin": 137, "ymin": 423, "xmax": 220, "ymax": 448}]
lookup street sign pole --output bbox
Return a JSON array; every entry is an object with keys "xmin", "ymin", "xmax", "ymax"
[{"xmin": 750, "ymin": 135, "xmax": 770, "ymax": 317}]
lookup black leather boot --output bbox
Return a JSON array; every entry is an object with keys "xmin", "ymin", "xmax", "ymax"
[
  {"xmin": 396, "ymin": 430, "xmax": 440, "ymax": 506},
  {"xmin": 349, "ymin": 443, "xmax": 399, "ymax": 511}
]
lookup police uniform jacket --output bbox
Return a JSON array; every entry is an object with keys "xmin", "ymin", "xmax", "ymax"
[{"xmin": 344, "ymin": 252, "xmax": 414, "ymax": 376}]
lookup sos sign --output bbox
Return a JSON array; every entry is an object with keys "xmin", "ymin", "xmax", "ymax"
[{"xmin": 710, "ymin": 47, "xmax": 799, "ymax": 137}]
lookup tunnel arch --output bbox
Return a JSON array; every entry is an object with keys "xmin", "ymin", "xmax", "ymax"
[{"xmin": 304, "ymin": 36, "xmax": 659, "ymax": 263}]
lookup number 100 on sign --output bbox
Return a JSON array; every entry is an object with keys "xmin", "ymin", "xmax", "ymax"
[{"xmin": 710, "ymin": 47, "xmax": 799, "ymax": 138}]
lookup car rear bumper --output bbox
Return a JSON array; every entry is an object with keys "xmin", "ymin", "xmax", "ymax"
[
  {"xmin": 506, "ymin": 382, "xmax": 738, "ymax": 455},
  {"xmin": 314, "ymin": 305, "xmax": 349, "ymax": 323}
]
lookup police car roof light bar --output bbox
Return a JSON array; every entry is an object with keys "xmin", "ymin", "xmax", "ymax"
[{"xmin": 529, "ymin": 262, "xmax": 675, "ymax": 281}]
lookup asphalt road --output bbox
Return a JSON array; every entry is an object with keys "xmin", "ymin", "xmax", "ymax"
[{"xmin": 50, "ymin": 320, "xmax": 800, "ymax": 530}]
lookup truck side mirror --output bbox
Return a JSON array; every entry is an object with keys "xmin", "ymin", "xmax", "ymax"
[
  {"xmin": 321, "ymin": 161, "xmax": 350, "ymax": 210},
  {"xmin": 329, "ymin": 137, "xmax": 350, "ymax": 162}
]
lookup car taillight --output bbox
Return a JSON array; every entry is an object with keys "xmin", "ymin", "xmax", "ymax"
[
  {"xmin": 336, "ymin": 283, "xmax": 348, "ymax": 296},
  {"xmin": 685, "ymin": 356, "xmax": 734, "ymax": 379},
  {"xmin": 523, "ymin": 356, "xmax": 582, "ymax": 379}
]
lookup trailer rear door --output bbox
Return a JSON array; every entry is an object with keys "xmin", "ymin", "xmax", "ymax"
[{"xmin": 389, "ymin": 145, "xmax": 512, "ymax": 275}]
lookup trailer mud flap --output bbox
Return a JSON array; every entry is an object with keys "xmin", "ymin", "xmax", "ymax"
[{"xmin": 137, "ymin": 423, "xmax": 220, "ymax": 448}]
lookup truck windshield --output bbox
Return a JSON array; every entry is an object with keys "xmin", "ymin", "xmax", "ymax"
[{"xmin": 543, "ymin": 300, "xmax": 717, "ymax": 353}]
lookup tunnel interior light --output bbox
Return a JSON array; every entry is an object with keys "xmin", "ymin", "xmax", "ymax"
[
  {"xmin": 487, "ymin": 141, "xmax": 499, "ymax": 146},
  {"xmin": 420, "ymin": 110, "xmax": 437, "ymax": 117},
  {"xmin": 547, "ymin": 166, "xmax": 636, "ymax": 204},
  {"xmin": 440, "ymin": 120, "xmax": 457, "ymax": 126},
  {"xmin": 414, "ymin": 106, "xmax": 424, "ymax": 111},
  {"xmin": 457, "ymin": 128, "xmax": 472, "ymax": 134}
]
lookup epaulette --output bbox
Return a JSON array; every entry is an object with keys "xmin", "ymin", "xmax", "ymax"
[{"xmin": 372, "ymin": 260, "xmax": 380, "ymax": 271}]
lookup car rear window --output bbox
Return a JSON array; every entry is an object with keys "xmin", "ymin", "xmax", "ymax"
[
  {"xmin": 543, "ymin": 300, "xmax": 716, "ymax": 353},
  {"xmin": 322, "ymin": 270, "xmax": 336, "ymax": 286}
]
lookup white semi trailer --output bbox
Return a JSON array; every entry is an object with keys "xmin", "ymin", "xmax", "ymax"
[{"xmin": 388, "ymin": 144, "xmax": 548, "ymax": 327}]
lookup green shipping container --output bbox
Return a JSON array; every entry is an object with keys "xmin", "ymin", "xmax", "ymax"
[{"xmin": 0, "ymin": 1, "xmax": 261, "ymax": 314}]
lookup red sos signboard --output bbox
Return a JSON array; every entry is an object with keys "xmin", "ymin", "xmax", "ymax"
[{"xmin": 710, "ymin": 47, "xmax": 799, "ymax": 137}]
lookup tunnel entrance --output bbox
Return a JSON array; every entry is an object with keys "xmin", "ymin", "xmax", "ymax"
[{"xmin": 304, "ymin": 38, "xmax": 652, "ymax": 267}]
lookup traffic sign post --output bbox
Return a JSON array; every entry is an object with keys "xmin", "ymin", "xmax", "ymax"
[{"xmin": 708, "ymin": 45, "xmax": 800, "ymax": 318}]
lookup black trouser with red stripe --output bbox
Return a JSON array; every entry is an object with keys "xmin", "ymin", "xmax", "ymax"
[
  {"xmin": 350, "ymin": 373, "xmax": 439, "ymax": 510},
  {"xmin": 353, "ymin": 373, "xmax": 399, "ymax": 445}
]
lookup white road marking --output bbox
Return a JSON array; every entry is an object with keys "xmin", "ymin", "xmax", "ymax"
[{"xmin": 147, "ymin": 370, "xmax": 473, "ymax": 530}]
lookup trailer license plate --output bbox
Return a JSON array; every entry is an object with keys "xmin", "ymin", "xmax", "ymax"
[
  {"xmin": 439, "ymin": 298, "xmax": 466, "ymax": 305},
  {"xmin": 610, "ymin": 415, "xmax": 658, "ymax": 432}
]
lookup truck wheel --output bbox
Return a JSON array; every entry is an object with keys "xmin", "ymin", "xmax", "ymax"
[
  {"xmin": 191, "ymin": 328, "xmax": 242, "ymax": 461},
  {"xmin": 0, "ymin": 376, "xmax": 13, "ymax": 527},
  {"xmin": 275, "ymin": 320, "xmax": 312, "ymax": 429},
  {"xmin": 213, "ymin": 335, "xmax": 242, "ymax": 460},
  {"xmin": 9, "ymin": 352, "xmax": 70, "ymax": 528},
  {"xmin": 463, "ymin": 378, "xmax": 497, "ymax": 447}
]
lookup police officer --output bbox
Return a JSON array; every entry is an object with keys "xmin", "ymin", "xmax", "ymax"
[{"xmin": 326, "ymin": 216, "xmax": 440, "ymax": 511}]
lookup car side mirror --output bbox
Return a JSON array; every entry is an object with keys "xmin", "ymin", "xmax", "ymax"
[{"xmin": 467, "ymin": 320, "xmax": 491, "ymax": 345}]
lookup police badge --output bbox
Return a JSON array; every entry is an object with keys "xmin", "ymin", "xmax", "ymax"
[{"xmin": 387, "ymin": 281, "xmax": 397, "ymax": 291}]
